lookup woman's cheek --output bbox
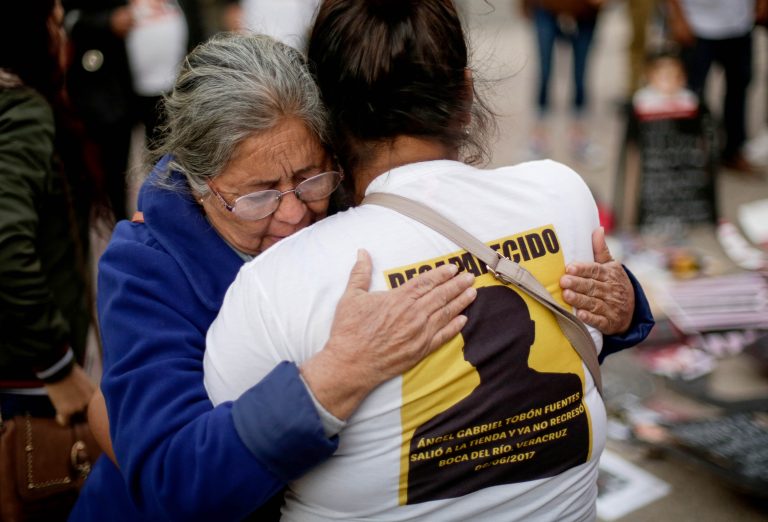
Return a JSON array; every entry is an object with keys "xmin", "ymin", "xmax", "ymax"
[{"xmin": 308, "ymin": 199, "xmax": 331, "ymax": 221}]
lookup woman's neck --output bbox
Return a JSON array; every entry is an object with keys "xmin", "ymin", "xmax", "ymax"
[{"xmin": 352, "ymin": 136, "xmax": 459, "ymax": 203}]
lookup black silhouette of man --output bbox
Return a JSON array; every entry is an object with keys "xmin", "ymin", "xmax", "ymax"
[{"xmin": 406, "ymin": 285, "xmax": 589, "ymax": 504}]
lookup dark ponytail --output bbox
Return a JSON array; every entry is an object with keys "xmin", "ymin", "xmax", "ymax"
[{"xmin": 308, "ymin": 0, "xmax": 493, "ymax": 174}]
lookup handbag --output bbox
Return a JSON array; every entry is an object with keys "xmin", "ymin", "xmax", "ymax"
[
  {"xmin": 362, "ymin": 192, "xmax": 602, "ymax": 395},
  {"xmin": 0, "ymin": 413, "xmax": 101, "ymax": 522}
]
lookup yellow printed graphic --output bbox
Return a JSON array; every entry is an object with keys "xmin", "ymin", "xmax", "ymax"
[{"xmin": 386, "ymin": 225, "xmax": 593, "ymax": 505}]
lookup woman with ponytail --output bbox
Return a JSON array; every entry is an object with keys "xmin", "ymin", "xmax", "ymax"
[{"xmin": 204, "ymin": 1, "xmax": 653, "ymax": 520}]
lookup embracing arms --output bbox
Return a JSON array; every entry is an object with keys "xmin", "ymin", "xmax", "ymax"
[
  {"xmin": 93, "ymin": 223, "xmax": 649, "ymax": 520},
  {"xmin": 95, "ymin": 235, "xmax": 473, "ymax": 520}
]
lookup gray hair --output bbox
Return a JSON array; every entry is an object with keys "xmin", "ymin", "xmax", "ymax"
[{"xmin": 153, "ymin": 32, "xmax": 330, "ymax": 194}]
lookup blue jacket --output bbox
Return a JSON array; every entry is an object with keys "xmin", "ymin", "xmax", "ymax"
[
  {"xmin": 71, "ymin": 157, "xmax": 653, "ymax": 521},
  {"xmin": 70, "ymin": 158, "xmax": 337, "ymax": 521}
]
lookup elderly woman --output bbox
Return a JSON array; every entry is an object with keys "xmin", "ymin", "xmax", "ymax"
[
  {"xmin": 204, "ymin": 1, "xmax": 653, "ymax": 520},
  {"xmin": 70, "ymin": 34, "xmax": 477, "ymax": 522}
]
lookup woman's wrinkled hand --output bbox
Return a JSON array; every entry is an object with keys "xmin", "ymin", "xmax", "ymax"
[
  {"xmin": 301, "ymin": 249, "xmax": 476, "ymax": 420},
  {"xmin": 560, "ymin": 227, "xmax": 634, "ymax": 335},
  {"xmin": 44, "ymin": 364, "xmax": 96, "ymax": 426}
]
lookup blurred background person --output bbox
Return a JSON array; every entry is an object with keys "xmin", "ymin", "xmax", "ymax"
[
  {"xmin": 62, "ymin": 0, "xmax": 207, "ymax": 222},
  {"xmin": 0, "ymin": 1, "xmax": 99, "ymax": 515},
  {"xmin": 742, "ymin": 1, "xmax": 768, "ymax": 167},
  {"xmin": 63, "ymin": 0, "xmax": 135, "ymax": 222},
  {"xmin": 522, "ymin": 0, "xmax": 605, "ymax": 165},
  {"xmin": 632, "ymin": 50, "xmax": 699, "ymax": 116},
  {"xmin": 666, "ymin": 0, "xmax": 760, "ymax": 173},
  {"xmin": 223, "ymin": 0, "xmax": 320, "ymax": 50},
  {"xmin": 126, "ymin": 0, "xmax": 190, "ymax": 149},
  {"xmin": 627, "ymin": 0, "xmax": 658, "ymax": 99}
]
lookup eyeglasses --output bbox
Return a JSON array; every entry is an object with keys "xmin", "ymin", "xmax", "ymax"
[{"xmin": 207, "ymin": 170, "xmax": 343, "ymax": 221}]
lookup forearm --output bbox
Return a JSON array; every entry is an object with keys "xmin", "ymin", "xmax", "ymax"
[
  {"xmin": 230, "ymin": 363, "xmax": 338, "ymax": 479},
  {"xmin": 101, "ymin": 320, "xmax": 286, "ymax": 520},
  {"xmin": 105, "ymin": 363, "xmax": 335, "ymax": 520},
  {"xmin": 100, "ymin": 241, "xmax": 335, "ymax": 519},
  {"xmin": 109, "ymin": 388, "xmax": 281, "ymax": 519}
]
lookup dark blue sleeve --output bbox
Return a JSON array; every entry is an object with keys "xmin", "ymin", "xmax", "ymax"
[
  {"xmin": 232, "ymin": 362, "xmax": 340, "ymax": 481},
  {"xmin": 599, "ymin": 265, "xmax": 655, "ymax": 363},
  {"xmin": 97, "ymin": 232, "xmax": 336, "ymax": 521}
]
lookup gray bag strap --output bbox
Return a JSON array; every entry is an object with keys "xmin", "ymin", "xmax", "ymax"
[{"xmin": 363, "ymin": 192, "xmax": 603, "ymax": 396}]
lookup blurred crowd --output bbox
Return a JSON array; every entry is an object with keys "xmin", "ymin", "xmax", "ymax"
[
  {"xmin": 47, "ymin": 0, "xmax": 768, "ymax": 226},
  {"xmin": 522, "ymin": 0, "xmax": 767, "ymax": 174}
]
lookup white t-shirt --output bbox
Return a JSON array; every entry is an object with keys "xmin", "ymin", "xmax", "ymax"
[
  {"xmin": 240, "ymin": 0, "xmax": 320, "ymax": 50},
  {"xmin": 126, "ymin": 0, "xmax": 188, "ymax": 96},
  {"xmin": 633, "ymin": 86, "xmax": 699, "ymax": 119},
  {"xmin": 680, "ymin": 0, "xmax": 754, "ymax": 39},
  {"xmin": 204, "ymin": 159, "xmax": 606, "ymax": 522}
]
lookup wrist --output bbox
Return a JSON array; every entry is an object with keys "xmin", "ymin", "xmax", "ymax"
[
  {"xmin": 300, "ymin": 349, "xmax": 377, "ymax": 420},
  {"xmin": 298, "ymin": 373, "xmax": 346, "ymax": 437},
  {"xmin": 617, "ymin": 307, "xmax": 633, "ymax": 334}
]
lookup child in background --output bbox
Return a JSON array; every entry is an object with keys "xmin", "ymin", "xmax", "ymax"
[{"xmin": 633, "ymin": 51, "xmax": 699, "ymax": 119}]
